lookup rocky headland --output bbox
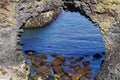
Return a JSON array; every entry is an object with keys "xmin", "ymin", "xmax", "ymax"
[{"xmin": 0, "ymin": 0, "xmax": 120, "ymax": 80}]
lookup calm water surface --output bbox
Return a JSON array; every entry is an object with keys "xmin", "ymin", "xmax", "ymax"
[{"xmin": 21, "ymin": 11, "xmax": 106, "ymax": 79}]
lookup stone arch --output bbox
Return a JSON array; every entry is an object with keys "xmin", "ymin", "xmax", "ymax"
[{"xmin": 0, "ymin": 0, "xmax": 120, "ymax": 80}]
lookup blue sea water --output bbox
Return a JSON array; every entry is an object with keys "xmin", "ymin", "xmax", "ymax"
[{"xmin": 21, "ymin": 11, "xmax": 106, "ymax": 79}]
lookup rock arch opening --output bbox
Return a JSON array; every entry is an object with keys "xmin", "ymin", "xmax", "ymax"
[
  {"xmin": 0, "ymin": 0, "xmax": 119, "ymax": 80},
  {"xmin": 20, "ymin": 10, "xmax": 106, "ymax": 80}
]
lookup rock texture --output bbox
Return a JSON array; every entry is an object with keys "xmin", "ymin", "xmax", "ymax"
[
  {"xmin": 0, "ymin": 0, "xmax": 120, "ymax": 80},
  {"xmin": 24, "ymin": 9, "xmax": 62, "ymax": 28},
  {"xmin": 0, "ymin": 0, "xmax": 62, "ymax": 80},
  {"xmin": 17, "ymin": 0, "xmax": 63, "ymax": 28}
]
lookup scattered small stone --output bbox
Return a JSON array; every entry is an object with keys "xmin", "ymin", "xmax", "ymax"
[
  {"xmin": 39, "ymin": 54, "xmax": 47, "ymax": 59},
  {"xmin": 93, "ymin": 53, "xmax": 102, "ymax": 59},
  {"xmin": 26, "ymin": 52, "xmax": 93, "ymax": 79}
]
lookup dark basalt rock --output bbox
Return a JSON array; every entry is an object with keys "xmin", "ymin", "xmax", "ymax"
[{"xmin": 93, "ymin": 53, "xmax": 102, "ymax": 59}]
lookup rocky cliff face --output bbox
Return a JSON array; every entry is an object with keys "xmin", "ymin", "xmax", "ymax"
[{"xmin": 0, "ymin": 0, "xmax": 120, "ymax": 80}]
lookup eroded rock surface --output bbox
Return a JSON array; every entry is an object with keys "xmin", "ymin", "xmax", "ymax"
[
  {"xmin": 0, "ymin": 0, "xmax": 62, "ymax": 80},
  {"xmin": 0, "ymin": 0, "xmax": 120, "ymax": 80},
  {"xmin": 24, "ymin": 9, "xmax": 62, "ymax": 28}
]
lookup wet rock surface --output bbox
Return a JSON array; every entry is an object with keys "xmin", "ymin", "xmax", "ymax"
[{"xmin": 25, "ymin": 50, "xmax": 104, "ymax": 80}]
